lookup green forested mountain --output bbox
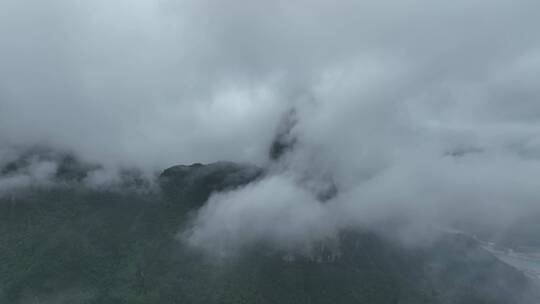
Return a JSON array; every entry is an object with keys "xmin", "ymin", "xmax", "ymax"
[{"xmin": 0, "ymin": 159, "xmax": 538, "ymax": 304}]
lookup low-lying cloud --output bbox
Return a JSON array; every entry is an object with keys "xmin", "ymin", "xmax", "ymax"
[{"xmin": 1, "ymin": 0, "xmax": 540, "ymax": 251}]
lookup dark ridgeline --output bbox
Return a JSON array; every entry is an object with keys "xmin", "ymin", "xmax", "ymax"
[
  {"xmin": 159, "ymin": 161, "xmax": 264, "ymax": 209},
  {"xmin": 268, "ymin": 109, "xmax": 338, "ymax": 202},
  {"xmin": 269, "ymin": 108, "xmax": 298, "ymax": 161}
]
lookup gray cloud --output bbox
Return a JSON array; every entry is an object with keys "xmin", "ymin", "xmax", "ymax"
[
  {"xmin": 0, "ymin": 157, "xmax": 58, "ymax": 193},
  {"xmin": 186, "ymin": 174, "xmax": 337, "ymax": 255},
  {"xmin": 1, "ymin": 0, "xmax": 540, "ymax": 251}
]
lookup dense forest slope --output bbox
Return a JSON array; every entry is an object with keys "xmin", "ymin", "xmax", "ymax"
[{"xmin": 0, "ymin": 158, "xmax": 538, "ymax": 304}]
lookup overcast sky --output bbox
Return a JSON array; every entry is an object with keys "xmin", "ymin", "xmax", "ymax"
[{"xmin": 2, "ymin": 0, "xmax": 540, "ymax": 252}]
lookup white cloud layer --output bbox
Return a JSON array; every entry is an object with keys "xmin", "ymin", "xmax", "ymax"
[{"xmin": 2, "ymin": 0, "xmax": 540, "ymax": 250}]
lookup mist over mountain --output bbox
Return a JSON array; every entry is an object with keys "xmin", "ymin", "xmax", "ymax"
[
  {"xmin": 1, "ymin": 159, "xmax": 539, "ymax": 303},
  {"xmin": 1, "ymin": 0, "xmax": 540, "ymax": 303}
]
